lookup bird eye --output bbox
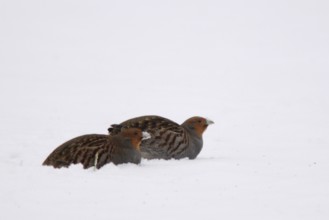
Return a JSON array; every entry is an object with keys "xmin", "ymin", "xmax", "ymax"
[
  {"xmin": 198, "ymin": 120, "xmax": 202, "ymax": 123},
  {"xmin": 134, "ymin": 132, "xmax": 138, "ymax": 135}
]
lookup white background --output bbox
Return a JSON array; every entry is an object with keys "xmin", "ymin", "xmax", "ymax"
[{"xmin": 1, "ymin": 1, "xmax": 328, "ymax": 219}]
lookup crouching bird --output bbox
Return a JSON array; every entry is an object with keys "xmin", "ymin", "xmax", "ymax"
[
  {"xmin": 43, "ymin": 128, "xmax": 151, "ymax": 169},
  {"xmin": 108, "ymin": 116, "xmax": 214, "ymax": 160}
]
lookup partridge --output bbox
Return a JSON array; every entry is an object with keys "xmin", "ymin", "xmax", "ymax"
[
  {"xmin": 43, "ymin": 128, "xmax": 150, "ymax": 169},
  {"xmin": 108, "ymin": 116, "xmax": 214, "ymax": 160}
]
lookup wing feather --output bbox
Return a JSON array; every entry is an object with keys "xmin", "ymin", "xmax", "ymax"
[{"xmin": 43, "ymin": 134, "xmax": 110, "ymax": 168}]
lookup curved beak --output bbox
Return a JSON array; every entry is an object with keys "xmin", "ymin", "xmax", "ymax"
[
  {"xmin": 142, "ymin": 131, "xmax": 151, "ymax": 140},
  {"xmin": 205, "ymin": 118, "xmax": 214, "ymax": 125}
]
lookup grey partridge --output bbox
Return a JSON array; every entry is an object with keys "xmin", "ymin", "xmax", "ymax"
[
  {"xmin": 108, "ymin": 116, "xmax": 214, "ymax": 160},
  {"xmin": 43, "ymin": 128, "xmax": 150, "ymax": 169}
]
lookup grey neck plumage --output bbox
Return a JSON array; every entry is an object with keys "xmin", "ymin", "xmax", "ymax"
[
  {"xmin": 182, "ymin": 125, "xmax": 203, "ymax": 159},
  {"xmin": 112, "ymin": 136, "xmax": 141, "ymax": 164}
]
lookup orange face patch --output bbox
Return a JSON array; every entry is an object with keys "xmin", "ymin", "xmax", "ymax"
[
  {"xmin": 120, "ymin": 128, "xmax": 143, "ymax": 150},
  {"xmin": 183, "ymin": 117, "xmax": 209, "ymax": 138},
  {"xmin": 193, "ymin": 118, "xmax": 208, "ymax": 138},
  {"xmin": 130, "ymin": 138, "xmax": 142, "ymax": 150}
]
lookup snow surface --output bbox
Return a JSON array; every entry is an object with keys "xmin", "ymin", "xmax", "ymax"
[{"xmin": 1, "ymin": 1, "xmax": 329, "ymax": 219}]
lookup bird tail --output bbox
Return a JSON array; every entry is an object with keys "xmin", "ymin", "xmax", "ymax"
[
  {"xmin": 108, "ymin": 124, "xmax": 123, "ymax": 134},
  {"xmin": 42, "ymin": 153, "xmax": 72, "ymax": 168}
]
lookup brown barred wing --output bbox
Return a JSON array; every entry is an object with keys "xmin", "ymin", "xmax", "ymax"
[
  {"xmin": 140, "ymin": 127, "xmax": 189, "ymax": 160},
  {"xmin": 71, "ymin": 138, "xmax": 116, "ymax": 169},
  {"xmin": 42, "ymin": 134, "xmax": 109, "ymax": 168},
  {"xmin": 108, "ymin": 115, "xmax": 181, "ymax": 135}
]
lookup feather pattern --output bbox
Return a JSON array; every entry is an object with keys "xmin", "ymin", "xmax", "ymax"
[
  {"xmin": 108, "ymin": 115, "xmax": 213, "ymax": 160},
  {"xmin": 43, "ymin": 128, "xmax": 146, "ymax": 169}
]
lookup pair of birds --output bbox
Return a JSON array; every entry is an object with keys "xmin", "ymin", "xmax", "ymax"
[{"xmin": 43, "ymin": 115, "xmax": 214, "ymax": 169}]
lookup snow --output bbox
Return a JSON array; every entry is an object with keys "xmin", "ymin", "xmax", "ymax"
[{"xmin": 1, "ymin": 0, "xmax": 329, "ymax": 219}]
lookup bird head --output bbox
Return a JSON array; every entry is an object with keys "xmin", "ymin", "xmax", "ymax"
[
  {"xmin": 120, "ymin": 128, "xmax": 151, "ymax": 150},
  {"xmin": 181, "ymin": 116, "xmax": 214, "ymax": 138}
]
